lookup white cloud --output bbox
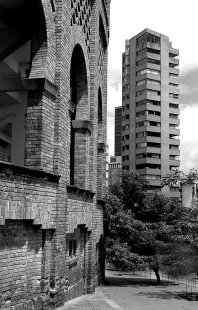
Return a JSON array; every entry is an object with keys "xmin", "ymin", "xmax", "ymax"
[{"xmin": 180, "ymin": 106, "xmax": 198, "ymax": 172}]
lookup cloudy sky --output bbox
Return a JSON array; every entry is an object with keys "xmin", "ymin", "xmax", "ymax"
[{"xmin": 107, "ymin": 0, "xmax": 198, "ymax": 172}]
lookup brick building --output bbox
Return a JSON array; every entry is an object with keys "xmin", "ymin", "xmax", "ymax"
[{"xmin": 0, "ymin": 0, "xmax": 110, "ymax": 309}]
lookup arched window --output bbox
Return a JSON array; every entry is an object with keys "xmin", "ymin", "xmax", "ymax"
[
  {"xmin": 98, "ymin": 87, "xmax": 102, "ymax": 124},
  {"xmin": 70, "ymin": 44, "xmax": 90, "ymax": 187}
]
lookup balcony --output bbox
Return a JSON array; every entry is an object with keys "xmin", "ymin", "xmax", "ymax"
[
  {"xmin": 169, "ymin": 57, "xmax": 179, "ymax": 68},
  {"xmin": 136, "ymin": 42, "xmax": 160, "ymax": 52},
  {"xmin": 135, "ymin": 114, "xmax": 161, "ymax": 124},
  {"xmin": 169, "ymin": 107, "xmax": 180, "ymax": 115},
  {"xmin": 136, "ymin": 52, "xmax": 160, "ymax": 63},
  {"xmin": 169, "ymin": 47, "xmax": 179, "ymax": 57},
  {"xmin": 169, "ymin": 138, "xmax": 180, "ymax": 146},
  {"xmin": 169, "ymin": 67, "xmax": 179, "ymax": 75},
  {"xmin": 136, "ymin": 93, "xmax": 161, "ymax": 103},
  {"xmin": 137, "ymin": 168, "xmax": 161, "ymax": 176},
  {"xmin": 169, "ymin": 148, "xmax": 180, "ymax": 156},
  {"xmin": 136, "ymin": 157, "xmax": 161, "ymax": 165},
  {"xmin": 169, "ymin": 76, "xmax": 179, "ymax": 85},
  {"xmin": 146, "ymin": 42, "xmax": 160, "ymax": 50},
  {"xmin": 147, "ymin": 136, "xmax": 161, "ymax": 143},
  {"xmin": 169, "ymin": 159, "xmax": 180, "ymax": 167},
  {"xmin": 136, "ymin": 84, "xmax": 160, "ymax": 93},
  {"xmin": 136, "ymin": 73, "xmax": 161, "ymax": 83},
  {"xmin": 136, "ymin": 146, "xmax": 161, "ymax": 154},
  {"xmin": 169, "ymin": 86, "xmax": 179, "ymax": 94},
  {"xmin": 169, "ymin": 97, "xmax": 179, "ymax": 105},
  {"xmin": 136, "ymin": 126, "xmax": 161, "ymax": 134},
  {"xmin": 146, "ymin": 125, "xmax": 161, "ymax": 133},
  {"xmin": 169, "ymin": 128, "xmax": 180, "ymax": 136},
  {"xmin": 136, "ymin": 103, "xmax": 161, "ymax": 113},
  {"xmin": 136, "ymin": 61, "xmax": 160, "ymax": 73},
  {"xmin": 169, "ymin": 117, "xmax": 180, "ymax": 125}
]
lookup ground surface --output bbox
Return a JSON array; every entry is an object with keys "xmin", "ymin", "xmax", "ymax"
[{"xmin": 59, "ymin": 270, "xmax": 198, "ymax": 310}]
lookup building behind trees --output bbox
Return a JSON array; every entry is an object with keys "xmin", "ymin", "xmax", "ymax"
[{"xmin": 121, "ymin": 29, "xmax": 180, "ymax": 198}]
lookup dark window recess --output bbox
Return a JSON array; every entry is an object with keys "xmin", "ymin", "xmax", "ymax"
[
  {"xmin": 51, "ymin": 0, "xmax": 55, "ymax": 12},
  {"xmin": 136, "ymin": 153, "xmax": 161, "ymax": 159},
  {"xmin": 69, "ymin": 240, "xmax": 77, "ymax": 257},
  {"xmin": 147, "ymin": 142, "xmax": 161, "ymax": 148},
  {"xmin": 136, "ymin": 163, "xmax": 161, "ymax": 169},
  {"xmin": 98, "ymin": 88, "xmax": 102, "ymax": 123},
  {"xmin": 147, "ymin": 131, "xmax": 161, "ymax": 137}
]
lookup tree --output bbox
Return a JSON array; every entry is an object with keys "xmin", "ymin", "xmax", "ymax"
[
  {"xmin": 162, "ymin": 168, "xmax": 198, "ymax": 187},
  {"xmin": 162, "ymin": 168, "xmax": 198, "ymax": 208},
  {"xmin": 104, "ymin": 171, "xmax": 185, "ymax": 283},
  {"xmin": 161, "ymin": 206, "xmax": 198, "ymax": 277}
]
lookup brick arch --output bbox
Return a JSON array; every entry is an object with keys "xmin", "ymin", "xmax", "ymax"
[
  {"xmin": 70, "ymin": 25, "xmax": 91, "ymax": 96},
  {"xmin": 70, "ymin": 44, "xmax": 89, "ymax": 119},
  {"xmin": 98, "ymin": 87, "xmax": 103, "ymax": 124},
  {"xmin": 69, "ymin": 42, "xmax": 91, "ymax": 188},
  {"xmin": 29, "ymin": 0, "xmax": 56, "ymax": 82}
]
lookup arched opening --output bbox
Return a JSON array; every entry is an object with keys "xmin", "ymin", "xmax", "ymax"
[
  {"xmin": 70, "ymin": 44, "xmax": 89, "ymax": 187},
  {"xmin": 70, "ymin": 44, "xmax": 88, "ymax": 118},
  {"xmin": 0, "ymin": 0, "xmax": 45, "ymax": 166},
  {"xmin": 98, "ymin": 87, "xmax": 102, "ymax": 124},
  {"xmin": 97, "ymin": 86, "xmax": 105, "ymax": 200}
]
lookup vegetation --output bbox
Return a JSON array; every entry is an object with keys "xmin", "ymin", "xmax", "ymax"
[
  {"xmin": 161, "ymin": 168, "xmax": 198, "ymax": 187},
  {"xmin": 104, "ymin": 171, "xmax": 198, "ymax": 283}
]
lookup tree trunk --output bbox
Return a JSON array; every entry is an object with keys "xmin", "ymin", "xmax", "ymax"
[{"xmin": 153, "ymin": 268, "xmax": 161, "ymax": 284}]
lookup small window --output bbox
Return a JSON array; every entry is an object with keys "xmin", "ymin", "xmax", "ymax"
[{"xmin": 69, "ymin": 240, "xmax": 77, "ymax": 257}]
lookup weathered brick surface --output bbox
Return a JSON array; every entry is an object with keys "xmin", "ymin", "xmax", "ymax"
[{"xmin": 0, "ymin": 0, "xmax": 110, "ymax": 309}]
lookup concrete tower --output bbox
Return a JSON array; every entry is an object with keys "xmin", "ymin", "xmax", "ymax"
[{"xmin": 122, "ymin": 29, "xmax": 180, "ymax": 198}]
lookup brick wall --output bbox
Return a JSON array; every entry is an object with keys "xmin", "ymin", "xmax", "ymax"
[
  {"xmin": 0, "ymin": 0, "xmax": 110, "ymax": 309},
  {"xmin": 0, "ymin": 145, "xmax": 9, "ymax": 162}
]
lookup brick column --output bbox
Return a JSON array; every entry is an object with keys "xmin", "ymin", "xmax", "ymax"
[
  {"xmin": 23, "ymin": 78, "xmax": 57, "ymax": 173},
  {"xmin": 86, "ymin": 231, "xmax": 95, "ymax": 294},
  {"xmin": 72, "ymin": 120, "xmax": 92, "ymax": 189},
  {"xmin": 97, "ymin": 142, "xmax": 106, "ymax": 200}
]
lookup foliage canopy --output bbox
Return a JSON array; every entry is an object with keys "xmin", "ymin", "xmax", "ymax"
[{"xmin": 105, "ymin": 171, "xmax": 198, "ymax": 282}]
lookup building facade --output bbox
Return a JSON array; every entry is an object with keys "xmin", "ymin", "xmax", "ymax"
[
  {"xmin": 122, "ymin": 29, "xmax": 180, "ymax": 197},
  {"xmin": 108, "ymin": 156, "xmax": 122, "ymax": 187},
  {"xmin": 114, "ymin": 106, "xmax": 122, "ymax": 156},
  {"xmin": 0, "ymin": 0, "xmax": 110, "ymax": 309}
]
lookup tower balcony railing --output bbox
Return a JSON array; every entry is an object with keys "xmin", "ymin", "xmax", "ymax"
[
  {"xmin": 169, "ymin": 107, "xmax": 180, "ymax": 115},
  {"xmin": 169, "ymin": 138, "xmax": 180, "ymax": 145},
  {"xmin": 169, "ymin": 159, "xmax": 180, "ymax": 166},
  {"xmin": 137, "ymin": 167, "xmax": 161, "ymax": 176},
  {"xmin": 169, "ymin": 148, "xmax": 180, "ymax": 156},
  {"xmin": 136, "ymin": 157, "xmax": 161, "ymax": 165},
  {"xmin": 169, "ymin": 128, "xmax": 180, "ymax": 136},
  {"xmin": 169, "ymin": 47, "xmax": 179, "ymax": 57},
  {"xmin": 169, "ymin": 67, "xmax": 179, "ymax": 75}
]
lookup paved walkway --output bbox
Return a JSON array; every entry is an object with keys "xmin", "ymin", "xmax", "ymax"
[{"xmin": 59, "ymin": 270, "xmax": 198, "ymax": 310}]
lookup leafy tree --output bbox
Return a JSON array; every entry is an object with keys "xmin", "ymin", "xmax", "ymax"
[
  {"xmin": 162, "ymin": 168, "xmax": 198, "ymax": 187},
  {"xmin": 104, "ymin": 171, "xmax": 197, "ymax": 283}
]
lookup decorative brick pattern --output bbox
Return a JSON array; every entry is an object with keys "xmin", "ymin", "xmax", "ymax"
[{"xmin": 71, "ymin": 0, "xmax": 92, "ymax": 55}]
